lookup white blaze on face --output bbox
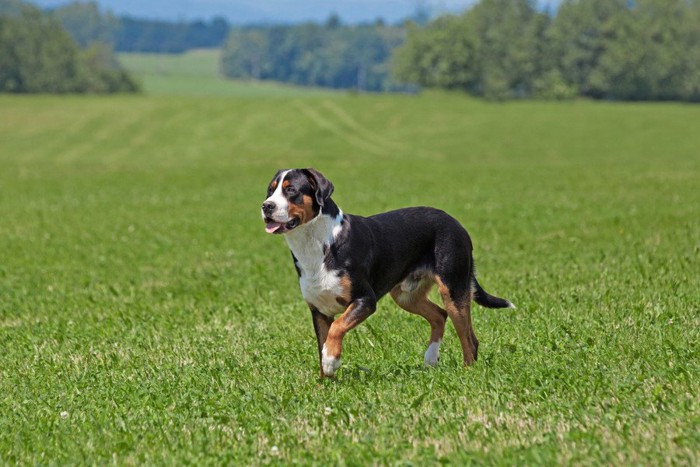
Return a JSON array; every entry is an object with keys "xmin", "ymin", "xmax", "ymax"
[{"xmin": 262, "ymin": 170, "xmax": 291, "ymax": 224}]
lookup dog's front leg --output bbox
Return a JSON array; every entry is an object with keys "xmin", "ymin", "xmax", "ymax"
[
  {"xmin": 309, "ymin": 306, "xmax": 334, "ymax": 378},
  {"xmin": 321, "ymin": 296, "xmax": 376, "ymax": 377}
]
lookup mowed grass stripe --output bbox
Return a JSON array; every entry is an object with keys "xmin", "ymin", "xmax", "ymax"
[{"xmin": 0, "ymin": 92, "xmax": 698, "ymax": 464}]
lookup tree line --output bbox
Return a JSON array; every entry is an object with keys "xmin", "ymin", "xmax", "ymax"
[
  {"xmin": 393, "ymin": 0, "xmax": 700, "ymax": 101},
  {"xmin": 0, "ymin": 0, "xmax": 138, "ymax": 93},
  {"xmin": 3, "ymin": 0, "xmax": 700, "ymax": 100},
  {"xmin": 50, "ymin": 1, "xmax": 229, "ymax": 53},
  {"xmin": 221, "ymin": 17, "xmax": 409, "ymax": 92}
]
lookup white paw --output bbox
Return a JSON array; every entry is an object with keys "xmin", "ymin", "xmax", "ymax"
[
  {"xmin": 424, "ymin": 341, "xmax": 441, "ymax": 367},
  {"xmin": 321, "ymin": 344, "xmax": 341, "ymax": 376}
]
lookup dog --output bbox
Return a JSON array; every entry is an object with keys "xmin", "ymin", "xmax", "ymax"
[{"xmin": 261, "ymin": 168, "xmax": 514, "ymax": 377}]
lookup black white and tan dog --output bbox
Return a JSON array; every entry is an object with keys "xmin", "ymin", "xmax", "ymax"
[{"xmin": 261, "ymin": 168, "xmax": 514, "ymax": 377}]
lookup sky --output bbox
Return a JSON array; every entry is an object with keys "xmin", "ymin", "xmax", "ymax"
[{"xmin": 29, "ymin": 0, "xmax": 560, "ymax": 24}]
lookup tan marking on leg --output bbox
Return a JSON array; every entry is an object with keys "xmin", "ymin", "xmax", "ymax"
[
  {"xmin": 436, "ymin": 276, "xmax": 478, "ymax": 366},
  {"xmin": 323, "ymin": 300, "xmax": 372, "ymax": 363},
  {"xmin": 390, "ymin": 281, "xmax": 446, "ymax": 347}
]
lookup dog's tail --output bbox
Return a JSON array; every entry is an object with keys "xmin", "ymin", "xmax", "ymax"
[{"xmin": 472, "ymin": 276, "xmax": 515, "ymax": 309}]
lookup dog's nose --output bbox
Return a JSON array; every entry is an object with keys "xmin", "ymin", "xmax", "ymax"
[{"xmin": 262, "ymin": 201, "xmax": 276, "ymax": 215}]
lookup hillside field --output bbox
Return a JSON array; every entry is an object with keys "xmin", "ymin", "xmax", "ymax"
[
  {"xmin": 0, "ymin": 89, "xmax": 698, "ymax": 463},
  {"xmin": 118, "ymin": 49, "xmax": 335, "ymax": 97}
]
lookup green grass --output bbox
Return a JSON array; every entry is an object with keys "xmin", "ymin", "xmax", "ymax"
[
  {"xmin": 118, "ymin": 49, "xmax": 335, "ymax": 97},
  {"xmin": 0, "ymin": 91, "xmax": 698, "ymax": 464}
]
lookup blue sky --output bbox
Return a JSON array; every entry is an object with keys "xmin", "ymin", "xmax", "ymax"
[{"xmin": 29, "ymin": 0, "xmax": 560, "ymax": 24}]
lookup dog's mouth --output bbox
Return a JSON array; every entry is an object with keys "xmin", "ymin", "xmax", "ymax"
[{"xmin": 264, "ymin": 217, "xmax": 300, "ymax": 234}]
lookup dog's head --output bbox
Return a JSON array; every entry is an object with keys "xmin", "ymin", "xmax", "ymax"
[{"xmin": 261, "ymin": 168, "xmax": 334, "ymax": 234}]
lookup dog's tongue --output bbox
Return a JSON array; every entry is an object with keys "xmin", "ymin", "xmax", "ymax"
[{"xmin": 265, "ymin": 221, "xmax": 283, "ymax": 234}]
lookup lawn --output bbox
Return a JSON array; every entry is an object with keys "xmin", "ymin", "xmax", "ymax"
[{"xmin": 0, "ymin": 91, "xmax": 698, "ymax": 464}]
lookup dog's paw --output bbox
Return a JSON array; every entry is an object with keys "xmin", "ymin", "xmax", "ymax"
[
  {"xmin": 424, "ymin": 341, "xmax": 440, "ymax": 367},
  {"xmin": 321, "ymin": 344, "xmax": 341, "ymax": 377}
]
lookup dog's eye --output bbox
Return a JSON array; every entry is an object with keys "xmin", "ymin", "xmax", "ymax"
[{"xmin": 284, "ymin": 186, "xmax": 297, "ymax": 195}]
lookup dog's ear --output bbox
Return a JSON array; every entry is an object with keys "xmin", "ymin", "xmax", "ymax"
[{"xmin": 302, "ymin": 168, "xmax": 334, "ymax": 207}]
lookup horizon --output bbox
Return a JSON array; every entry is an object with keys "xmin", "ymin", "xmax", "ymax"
[{"xmin": 28, "ymin": 0, "xmax": 561, "ymax": 25}]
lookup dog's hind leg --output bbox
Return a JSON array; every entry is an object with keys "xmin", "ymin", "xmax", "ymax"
[
  {"xmin": 390, "ymin": 276, "xmax": 447, "ymax": 366},
  {"xmin": 436, "ymin": 275, "xmax": 478, "ymax": 366}
]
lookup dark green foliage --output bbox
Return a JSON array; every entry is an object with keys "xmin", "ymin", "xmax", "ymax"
[
  {"xmin": 220, "ymin": 21, "xmax": 407, "ymax": 92},
  {"xmin": 392, "ymin": 17, "xmax": 478, "ymax": 91},
  {"xmin": 80, "ymin": 43, "xmax": 140, "ymax": 92},
  {"xmin": 547, "ymin": 0, "xmax": 628, "ymax": 99},
  {"xmin": 50, "ymin": 0, "xmax": 118, "ymax": 47},
  {"xmin": 394, "ymin": 0, "xmax": 555, "ymax": 99},
  {"xmin": 0, "ymin": 1, "xmax": 138, "ymax": 93},
  {"xmin": 468, "ymin": 0, "xmax": 550, "ymax": 99},
  {"xmin": 0, "ymin": 5, "xmax": 86, "ymax": 92},
  {"xmin": 394, "ymin": 0, "xmax": 700, "ymax": 101},
  {"xmin": 48, "ymin": 1, "xmax": 229, "ymax": 53},
  {"xmin": 115, "ymin": 16, "xmax": 229, "ymax": 53}
]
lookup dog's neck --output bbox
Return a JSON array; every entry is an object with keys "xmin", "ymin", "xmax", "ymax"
[{"xmin": 285, "ymin": 198, "xmax": 343, "ymax": 271}]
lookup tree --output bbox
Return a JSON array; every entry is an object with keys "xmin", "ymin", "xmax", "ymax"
[
  {"xmin": 0, "ymin": 5, "xmax": 86, "ymax": 92},
  {"xmin": 549, "ymin": 0, "xmax": 700, "ymax": 100},
  {"xmin": 596, "ymin": 0, "xmax": 697, "ymax": 100},
  {"xmin": 80, "ymin": 42, "xmax": 139, "ymax": 92},
  {"xmin": 468, "ymin": 0, "xmax": 549, "ymax": 99},
  {"xmin": 394, "ymin": 0, "xmax": 549, "ymax": 99},
  {"xmin": 393, "ymin": 16, "xmax": 478, "ymax": 91},
  {"xmin": 220, "ymin": 22, "xmax": 407, "ymax": 91},
  {"xmin": 548, "ymin": 0, "xmax": 627, "ymax": 98},
  {"xmin": 682, "ymin": 0, "xmax": 700, "ymax": 100},
  {"xmin": 0, "ymin": 2, "xmax": 138, "ymax": 93},
  {"xmin": 221, "ymin": 29, "xmax": 269, "ymax": 79},
  {"xmin": 51, "ymin": 1, "xmax": 118, "ymax": 47}
]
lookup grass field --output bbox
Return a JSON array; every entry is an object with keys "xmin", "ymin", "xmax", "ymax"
[
  {"xmin": 118, "ymin": 49, "xmax": 335, "ymax": 97},
  {"xmin": 1, "ymin": 88, "xmax": 699, "ymax": 464}
]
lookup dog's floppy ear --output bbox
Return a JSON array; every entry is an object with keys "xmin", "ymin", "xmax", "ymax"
[{"xmin": 302, "ymin": 168, "xmax": 334, "ymax": 207}]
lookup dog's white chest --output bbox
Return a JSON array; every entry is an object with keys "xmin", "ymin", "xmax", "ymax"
[
  {"xmin": 284, "ymin": 211, "xmax": 347, "ymax": 317},
  {"xmin": 299, "ymin": 265, "xmax": 346, "ymax": 317}
]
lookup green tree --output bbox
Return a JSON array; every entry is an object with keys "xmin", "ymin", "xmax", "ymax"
[
  {"xmin": 550, "ymin": 0, "xmax": 700, "ymax": 100},
  {"xmin": 0, "ymin": 5, "xmax": 86, "ymax": 92},
  {"xmin": 221, "ymin": 29, "xmax": 269, "ymax": 79},
  {"xmin": 597, "ymin": 0, "xmax": 698, "ymax": 100},
  {"xmin": 80, "ymin": 42, "xmax": 139, "ymax": 92},
  {"xmin": 51, "ymin": 1, "xmax": 118, "ymax": 47},
  {"xmin": 549, "ymin": 0, "xmax": 627, "ymax": 98},
  {"xmin": 682, "ymin": 0, "xmax": 700, "ymax": 100},
  {"xmin": 220, "ymin": 22, "xmax": 406, "ymax": 91},
  {"xmin": 393, "ymin": 16, "xmax": 478, "ymax": 90},
  {"xmin": 468, "ymin": 0, "xmax": 549, "ymax": 99},
  {"xmin": 394, "ymin": 0, "xmax": 549, "ymax": 99},
  {"xmin": 0, "ymin": 2, "xmax": 138, "ymax": 93}
]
